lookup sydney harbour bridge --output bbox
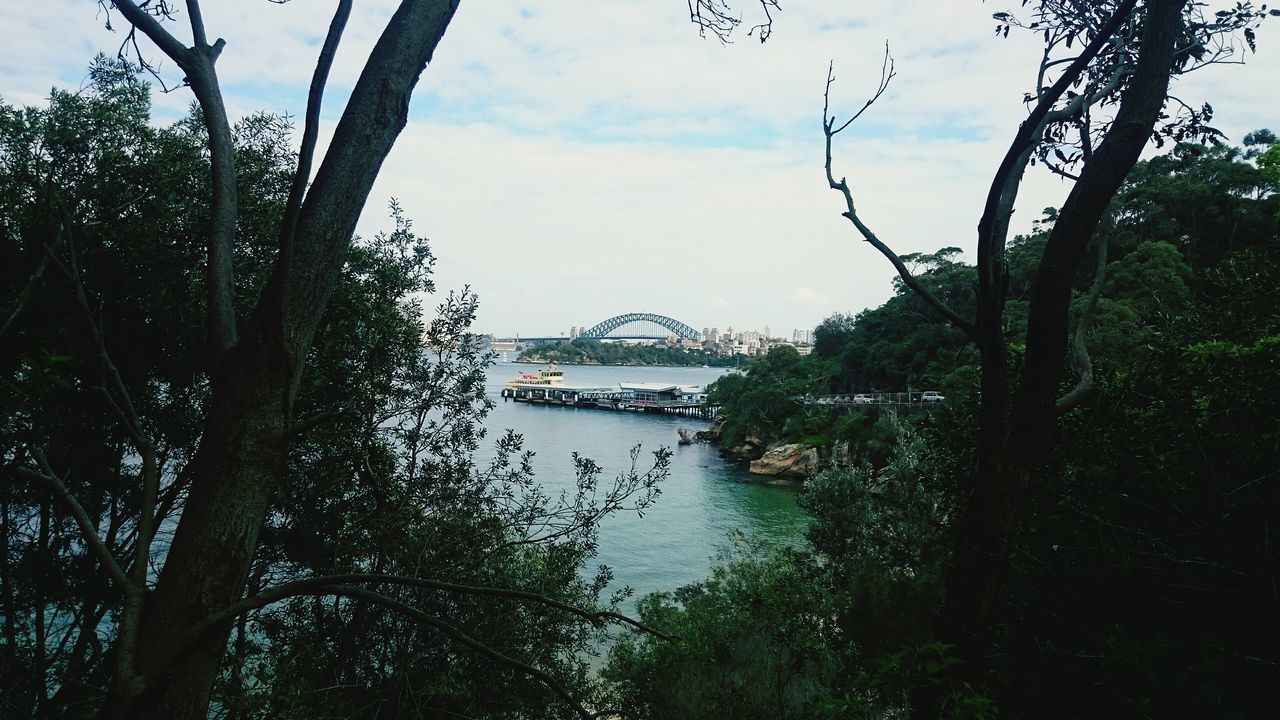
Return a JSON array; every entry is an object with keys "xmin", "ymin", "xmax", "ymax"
[{"xmin": 496, "ymin": 312, "xmax": 701, "ymax": 345}]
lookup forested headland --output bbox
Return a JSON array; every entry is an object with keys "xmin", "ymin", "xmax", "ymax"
[
  {"xmin": 518, "ymin": 339, "xmax": 740, "ymax": 367},
  {"xmin": 642, "ymin": 132, "xmax": 1280, "ymax": 717}
]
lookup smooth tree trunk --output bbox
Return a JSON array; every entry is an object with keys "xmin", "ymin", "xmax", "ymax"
[
  {"xmin": 101, "ymin": 2, "xmax": 461, "ymax": 717},
  {"xmin": 931, "ymin": 0, "xmax": 1188, "ymax": 696}
]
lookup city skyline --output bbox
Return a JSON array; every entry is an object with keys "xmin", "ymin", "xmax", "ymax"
[{"xmin": 490, "ymin": 318, "xmax": 812, "ymax": 344}]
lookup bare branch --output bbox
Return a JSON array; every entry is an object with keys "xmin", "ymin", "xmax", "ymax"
[
  {"xmin": 688, "ymin": 0, "xmax": 780, "ymax": 44},
  {"xmin": 16, "ymin": 452, "xmax": 134, "ymax": 595},
  {"xmin": 43, "ymin": 228, "xmax": 149, "ymax": 454},
  {"xmin": 107, "ymin": 0, "xmax": 239, "ymax": 357},
  {"xmin": 1041, "ymin": 35, "xmax": 1133, "ymax": 127},
  {"xmin": 1056, "ymin": 222, "xmax": 1110, "ymax": 413},
  {"xmin": 976, "ymin": 0, "xmax": 1139, "ymax": 313},
  {"xmin": 747, "ymin": 0, "xmax": 780, "ymax": 43},
  {"xmin": 0, "ymin": 225, "xmax": 64, "ymax": 341},
  {"xmin": 185, "ymin": 0, "xmax": 207, "ymax": 48},
  {"xmin": 168, "ymin": 581, "xmax": 632, "ymax": 720},
  {"xmin": 1043, "ymin": 161, "xmax": 1082, "ymax": 181},
  {"xmin": 105, "ymin": 0, "xmax": 195, "ymax": 70},
  {"xmin": 822, "ymin": 49, "xmax": 977, "ymax": 341},
  {"xmin": 280, "ymin": 408, "xmax": 344, "ymax": 440},
  {"xmin": 279, "ymin": 0, "xmax": 353, "ymax": 252},
  {"xmin": 183, "ymin": 573, "xmax": 677, "ymax": 648},
  {"xmin": 824, "ymin": 46, "xmax": 894, "ymax": 137},
  {"xmin": 327, "ymin": 586, "xmax": 623, "ymax": 720},
  {"xmin": 40, "ymin": 218, "xmax": 158, "ymax": 693}
]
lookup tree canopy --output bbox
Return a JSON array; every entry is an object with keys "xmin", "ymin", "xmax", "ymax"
[{"xmin": 1, "ymin": 57, "xmax": 670, "ymax": 720}]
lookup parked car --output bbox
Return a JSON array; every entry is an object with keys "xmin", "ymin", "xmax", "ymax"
[
  {"xmin": 852, "ymin": 394, "xmax": 873, "ymax": 404},
  {"xmin": 922, "ymin": 391, "xmax": 945, "ymax": 403}
]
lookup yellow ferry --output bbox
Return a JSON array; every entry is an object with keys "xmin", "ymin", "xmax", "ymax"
[{"xmin": 504, "ymin": 364, "xmax": 565, "ymax": 390}]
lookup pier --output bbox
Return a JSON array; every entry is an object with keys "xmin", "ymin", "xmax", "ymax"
[{"xmin": 501, "ymin": 382, "xmax": 720, "ymax": 419}]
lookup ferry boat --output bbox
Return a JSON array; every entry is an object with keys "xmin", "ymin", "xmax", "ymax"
[{"xmin": 504, "ymin": 364, "xmax": 565, "ymax": 391}]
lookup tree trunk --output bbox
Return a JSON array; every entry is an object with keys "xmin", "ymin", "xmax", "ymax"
[
  {"xmin": 931, "ymin": 0, "xmax": 1188, "ymax": 700},
  {"xmin": 100, "ymin": 2, "xmax": 461, "ymax": 717}
]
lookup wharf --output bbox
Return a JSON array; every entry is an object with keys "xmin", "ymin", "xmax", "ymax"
[{"xmin": 501, "ymin": 381, "xmax": 719, "ymax": 419}]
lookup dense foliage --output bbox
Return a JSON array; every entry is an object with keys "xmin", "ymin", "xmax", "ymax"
[
  {"xmin": 4, "ymin": 11, "xmax": 1279, "ymax": 718},
  {"xmin": 1, "ymin": 62, "xmax": 668, "ymax": 719},
  {"xmin": 519, "ymin": 339, "xmax": 740, "ymax": 367},
  {"xmin": 608, "ymin": 134, "xmax": 1280, "ymax": 717},
  {"xmin": 603, "ymin": 536, "xmax": 839, "ymax": 720}
]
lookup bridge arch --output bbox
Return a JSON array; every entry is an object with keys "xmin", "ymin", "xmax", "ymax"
[{"xmin": 580, "ymin": 313, "xmax": 700, "ymax": 340}]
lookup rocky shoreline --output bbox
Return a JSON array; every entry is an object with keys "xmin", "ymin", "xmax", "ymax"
[{"xmin": 694, "ymin": 417, "xmax": 843, "ymax": 482}]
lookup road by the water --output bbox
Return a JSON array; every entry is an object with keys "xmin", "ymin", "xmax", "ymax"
[{"xmin": 481, "ymin": 362, "xmax": 810, "ymax": 611}]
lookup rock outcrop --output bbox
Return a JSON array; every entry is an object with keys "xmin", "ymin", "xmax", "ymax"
[
  {"xmin": 696, "ymin": 416, "xmax": 726, "ymax": 443},
  {"xmin": 749, "ymin": 443, "xmax": 820, "ymax": 480},
  {"xmin": 721, "ymin": 434, "xmax": 765, "ymax": 462}
]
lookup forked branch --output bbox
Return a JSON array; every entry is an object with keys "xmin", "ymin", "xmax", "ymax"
[
  {"xmin": 181, "ymin": 572, "xmax": 677, "ymax": 652},
  {"xmin": 976, "ymin": 0, "xmax": 1140, "ymax": 306},
  {"xmin": 106, "ymin": 0, "xmax": 239, "ymax": 358},
  {"xmin": 823, "ymin": 48, "xmax": 977, "ymax": 341},
  {"xmin": 314, "ymin": 586, "xmax": 629, "ymax": 720},
  {"xmin": 36, "ymin": 219, "xmax": 159, "ymax": 691},
  {"xmin": 16, "ymin": 450, "xmax": 133, "ymax": 595},
  {"xmin": 280, "ymin": 0, "xmax": 353, "ymax": 252},
  {"xmin": 688, "ymin": 0, "xmax": 781, "ymax": 43},
  {"xmin": 168, "ymin": 575, "xmax": 664, "ymax": 719}
]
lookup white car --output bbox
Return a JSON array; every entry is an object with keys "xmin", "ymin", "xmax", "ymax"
[
  {"xmin": 921, "ymin": 391, "xmax": 945, "ymax": 403},
  {"xmin": 851, "ymin": 394, "xmax": 873, "ymax": 404}
]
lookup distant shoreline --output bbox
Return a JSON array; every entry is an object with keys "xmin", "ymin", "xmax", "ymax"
[{"xmin": 507, "ymin": 359, "xmax": 726, "ymax": 368}]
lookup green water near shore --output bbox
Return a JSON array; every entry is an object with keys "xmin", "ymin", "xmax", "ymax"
[{"xmin": 482, "ymin": 362, "xmax": 810, "ymax": 610}]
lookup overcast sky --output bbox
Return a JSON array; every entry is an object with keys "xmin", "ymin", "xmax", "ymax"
[{"xmin": 3, "ymin": 2, "xmax": 1276, "ymax": 338}]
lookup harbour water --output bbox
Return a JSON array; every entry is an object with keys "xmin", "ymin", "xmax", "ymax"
[{"xmin": 481, "ymin": 362, "xmax": 810, "ymax": 609}]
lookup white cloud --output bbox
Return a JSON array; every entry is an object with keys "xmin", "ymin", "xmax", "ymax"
[{"xmin": 3, "ymin": 1, "xmax": 1276, "ymax": 338}]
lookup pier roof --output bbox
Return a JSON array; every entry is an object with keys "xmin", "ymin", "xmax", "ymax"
[
  {"xmin": 509, "ymin": 382, "xmax": 615, "ymax": 392},
  {"xmin": 619, "ymin": 382, "xmax": 705, "ymax": 393}
]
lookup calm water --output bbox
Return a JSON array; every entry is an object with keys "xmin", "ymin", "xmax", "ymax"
[{"xmin": 481, "ymin": 362, "xmax": 810, "ymax": 607}]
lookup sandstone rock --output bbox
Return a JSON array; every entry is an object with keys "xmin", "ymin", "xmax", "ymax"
[{"xmin": 749, "ymin": 443, "xmax": 820, "ymax": 480}]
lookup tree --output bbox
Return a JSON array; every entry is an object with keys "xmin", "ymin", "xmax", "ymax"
[
  {"xmin": 820, "ymin": 0, "xmax": 1270, "ymax": 705},
  {"xmin": 2, "ymin": 60, "xmax": 682, "ymax": 718},
  {"xmin": 0, "ymin": 2, "xmax": 687, "ymax": 718},
  {"xmin": 67, "ymin": 3, "xmax": 462, "ymax": 715},
  {"xmin": 603, "ymin": 536, "xmax": 839, "ymax": 720},
  {"xmin": 602, "ymin": 125, "xmax": 1279, "ymax": 719}
]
